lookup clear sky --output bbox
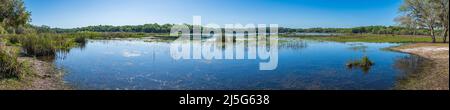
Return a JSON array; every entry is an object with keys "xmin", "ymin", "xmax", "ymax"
[{"xmin": 24, "ymin": 0, "xmax": 403, "ymax": 28}]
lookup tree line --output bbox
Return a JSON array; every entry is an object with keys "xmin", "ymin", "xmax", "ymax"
[
  {"xmin": 31, "ymin": 24, "xmax": 175, "ymax": 33},
  {"xmin": 33, "ymin": 24, "xmax": 434, "ymax": 36},
  {"xmin": 279, "ymin": 26, "xmax": 432, "ymax": 35}
]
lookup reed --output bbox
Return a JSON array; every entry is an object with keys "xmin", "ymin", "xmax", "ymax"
[{"xmin": 0, "ymin": 45, "xmax": 26, "ymax": 78}]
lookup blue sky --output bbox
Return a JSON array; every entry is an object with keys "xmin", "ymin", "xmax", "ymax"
[{"xmin": 24, "ymin": 0, "xmax": 403, "ymax": 28}]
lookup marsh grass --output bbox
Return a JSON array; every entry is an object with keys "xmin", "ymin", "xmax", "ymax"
[
  {"xmin": 6, "ymin": 34, "xmax": 77, "ymax": 56},
  {"xmin": 0, "ymin": 45, "xmax": 27, "ymax": 78},
  {"xmin": 347, "ymin": 56, "xmax": 374, "ymax": 73}
]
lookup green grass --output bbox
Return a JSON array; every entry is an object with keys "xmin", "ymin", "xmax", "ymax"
[
  {"xmin": 0, "ymin": 45, "xmax": 28, "ymax": 79},
  {"xmin": 6, "ymin": 34, "xmax": 77, "ymax": 56},
  {"xmin": 292, "ymin": 34, "xmax": 444, "ymax": 43}
]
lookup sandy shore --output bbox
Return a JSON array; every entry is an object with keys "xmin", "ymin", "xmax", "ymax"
[{"xmin": 391, "ymin": 43, "xmax": 449, "ymax": 90}]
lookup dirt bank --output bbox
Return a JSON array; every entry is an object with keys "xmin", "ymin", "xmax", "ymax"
[
  {"xmin": 391, "ymin": 43, "xmax": 449, "ymax": 90},
  {"xmin": 1, "ymin": 46, "xmax": 70, "ymax": 90},
  {"xmin": 19, "ymin": 57, "xmax": 70, "ymax": 90}
]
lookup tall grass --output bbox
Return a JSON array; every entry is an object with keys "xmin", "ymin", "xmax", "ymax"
[
  {"xmin": 0, "ymin": 25, "xmax": 6, "ymax": 34},
  {"xmin": 0, "ymin": 45, "xmax": 26, "ymax": 78},
  {"xmin": 7, "ymin": 34, "xmax": 77, "ymax": 56},
  {"xmin": 3, "ymin": 32, "xmax": 158, "ymax": 57},
  {"xmin": 19, "ymin": 34, "xmax": 56, "ymax": 56},
  {"xmin": 347, "ymin": 56, "xmax": 374, "ymax": 73}
]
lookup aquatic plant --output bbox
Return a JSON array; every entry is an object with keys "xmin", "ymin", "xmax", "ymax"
[
  {"xmin": 74, "ymin": 36, "xmax": 87, "ymax": 44},
  {"xmin": 360, "ymin": 56, "xmax": 374, "ymax": 67},
  {"xmin": 347, "ymin": 56, "xmax": 374, "ymax": 73},
  {"xmin": 10, "ymin": 34, "xmax": 77, "ymax": 56},
  {"xmin": 18, "ymin": 34, "xmax": 56, "ymax": 56}
]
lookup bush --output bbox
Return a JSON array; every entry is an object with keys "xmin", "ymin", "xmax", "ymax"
[
  {"xmin": 0, "ymin": 26, "xmax": 6, "ymax": 34},
  {"xmin": 8, "ymin": 36, "xmax": 20, "ymax": 44},
  {"xmin": 0, "ymin": 46, "xmax": 25, "ymax": 78}
]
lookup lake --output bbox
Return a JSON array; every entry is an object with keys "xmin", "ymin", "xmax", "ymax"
[{"xmin": 54, "ymin": 38, "xmax": 426, "ymax": 90}]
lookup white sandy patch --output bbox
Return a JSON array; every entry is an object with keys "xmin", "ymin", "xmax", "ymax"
[
  {"xmin": 402, "ymin": 46, "xmax": 449, "ymax": 53},
  {"xmin": 400, "ymin": 46, "xmax": 449, "ymax": 59}
]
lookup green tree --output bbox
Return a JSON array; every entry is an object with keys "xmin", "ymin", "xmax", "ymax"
[
  {"xmin": 432, "ymin": 0, "xmax": 449, "ymax": 43},
  {"xmin": 0, "ymin": 0, "xmax": 31, "ymax": 34},
  {"xmin": 398, "ymin": 0, "xmax": 449, "ymax": 43}
]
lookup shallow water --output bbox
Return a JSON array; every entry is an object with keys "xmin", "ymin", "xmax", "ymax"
[{"xmin": 54, "ymin": 38, "xmax": 423, "ymax": 90}]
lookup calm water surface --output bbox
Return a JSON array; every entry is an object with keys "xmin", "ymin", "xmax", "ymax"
[{"xmin": 54, "ymin": 38, "xmax": 424, "ymax": 90}]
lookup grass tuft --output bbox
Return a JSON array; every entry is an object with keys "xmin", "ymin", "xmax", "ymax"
[{"xmin": 0, "ymin": 45, "xmax": 26, "ymax": 79}]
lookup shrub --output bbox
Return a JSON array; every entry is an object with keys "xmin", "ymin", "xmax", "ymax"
[
  {"xmin": 0, "ymin": 26, "xmax": 6, "ymax": 34},
  {"xmin": 0, "ymin": 46, "xmax": 25, "ymax": 78},
  {"xmin": 8, "ymin": 36, "xmax": 20, "ymax": 44}
]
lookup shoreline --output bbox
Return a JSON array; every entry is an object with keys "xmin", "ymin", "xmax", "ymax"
[
  {"xmin": 0, "ymin": 52, "xmax": 70, "ymax": 90},
  {"xmin": 390, "ymin": 43, "xmax": 449, "ymax": 90}
]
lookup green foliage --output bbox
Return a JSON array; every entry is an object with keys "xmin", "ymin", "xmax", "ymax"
[
  {"xmin": 0, "ymin": 25, "xmax": 6, "ymax": 34},
  {"xmin": 347, "ymin": 56, "xmax": 374, "ymax": 73},
  {"xmin": 360, "ymin": 56, "xmax": 374, "ymax": 67},
  {"xmin": 280, "ymin": 26, "xmax": 431, "ymax": 35},
  {"xmin": 9, "ymin": 34, "xmax": 77, "ymax": 56},
  {"xmin": 398, "ymin": 0, "xmax": 449, "ymax": 43},
  {"xmin": 17, "ymin": 34, "xmax": 56, "ymax": 56},
  {"xmin": 0, "ymin": 45, "xmax": 25, "ymax": 78},
  {"xmin": 67, "ymin": 32, "xmax": 150, "ymax": 39},
  {"xmin": 347, "ymin": 56, "xmax": 374, "ymax": 67},
  {"xmin": 298, "ymin": 34, "xmax": 442, "ymax": 43},
  {"xmin": 31, "ymin": 23, "xmax": 175, "ymax": 34},
  {"xmin": 74, "ymin": 36, "xmax": 87, "ymax": 44},
  {"xmin": 7, "ymin": 35, "xmax": 19, "ymax": 44},
  {"xmin": 0, "ymin": 0, "xmax": 31, "ymax": 34}
]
